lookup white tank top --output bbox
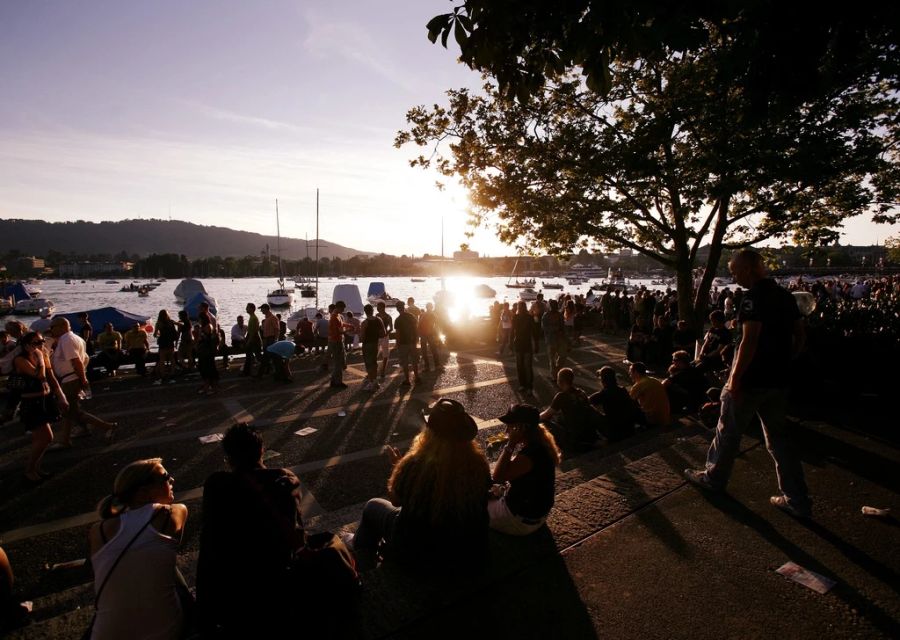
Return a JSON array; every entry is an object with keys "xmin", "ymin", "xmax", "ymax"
[{"xmin": 90, "ymin": 504, "xmax": 183, "ymax": 640}]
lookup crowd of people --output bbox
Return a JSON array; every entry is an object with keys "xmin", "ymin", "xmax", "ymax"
[{"xmin": 1, "ymin": 253, "xmax": 890, "ymax": 635}]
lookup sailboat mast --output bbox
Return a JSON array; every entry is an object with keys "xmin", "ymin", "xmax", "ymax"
[
  {"xmin": 315, "ymin": 188, "xmax": 320, "ymax": 308},
  {"xmin": 275, "ymin": 198, "xmax": 284, "ymax": 285}
]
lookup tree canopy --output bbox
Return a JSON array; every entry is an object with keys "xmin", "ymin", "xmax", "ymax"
[{"xmin": 400, "ymin": 11, "xmax": 899, "ymax": 324}]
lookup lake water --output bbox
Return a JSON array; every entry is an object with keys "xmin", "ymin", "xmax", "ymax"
[{"xmin": 9, "ymin": 275, "xmax": 673, "ymax": 335}]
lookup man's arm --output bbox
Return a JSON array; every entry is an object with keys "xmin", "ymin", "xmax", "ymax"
[{"xmin": 726, "ymin": 320, "xmax": 761, "ymax": 394}]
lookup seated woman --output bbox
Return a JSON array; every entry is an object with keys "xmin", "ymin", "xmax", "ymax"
[
  {"xmin": 13, "ymin": 332, "xmax": 68, "ymax": 481},
  {"xmin": 489, "ymin": 404, "xmax": 560, "ymax": 536},
  {"xmin": 351, "ymin": 398, "xmax": 491, "ymax": 572},
  {"xmin": 197, "ymin": 424, "xmax": 305, "ymax": 636},
  {"xmin": 88, "ymin": 458, "xmax": 188, "ymax": 640}
]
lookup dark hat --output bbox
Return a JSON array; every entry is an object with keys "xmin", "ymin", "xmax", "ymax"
[
  {"xmin": 423, "ymin": 398, "xmax": 478, "ymax": 441},
  {"xmin": 498, "ymin": 403, "xmax": 540, "ymax": 426}
]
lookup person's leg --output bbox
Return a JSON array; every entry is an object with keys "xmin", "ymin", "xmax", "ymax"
[
  {"xmin": 515, "ymin": 350, "xmax": 526, "ymax": 389},
  {"xmin": 420, "ymin": 336, "xmax": 431, "ymax": 371},
  {"xmin": 25, "ymin": 421, "xmax": 52, "ymax": 480},
  {"xmin": 64, "ymin": 380, "xmax": 115, "ymax": 433},
  {"xmin": 523, "ymin": 350, "xmax": 534, "ymax": 391},
  {"xmin": 352, "ymin": 498, "xmax": 400, "ymax": 570},
  {"xmin": 703, "ymin": 388, "xmax": 759, "ymax": 489},
  {"xmin": 757, "ymin": 388, "xmax": 812, "ymax": 511},
  {"xmin": 398, "ymin": 345, "xmax": 410, "ymax": 383}
]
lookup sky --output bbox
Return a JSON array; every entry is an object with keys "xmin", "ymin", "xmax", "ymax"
[{"xmin": 0, "ymin": 1, "xmax": 895, "ymax": 258}]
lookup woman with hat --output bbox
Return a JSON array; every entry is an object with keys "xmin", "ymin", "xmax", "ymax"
[
  {"xmin": 350, "ymin": 398, "xmax": 491, "ymax": 571},
  {"xmin": 489, "ymin": 404, "xmax": 561, "ymax": 535}
]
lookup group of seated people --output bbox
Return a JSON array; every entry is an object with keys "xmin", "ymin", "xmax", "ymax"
[{"xmin": 70, "ymin": 397, "xmax": 565, "ymax": 637}]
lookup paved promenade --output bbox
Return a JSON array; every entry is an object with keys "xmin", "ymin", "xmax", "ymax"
[{"xmin": 1, "ymin": 333, "xmax": 897, "ymax": 638}]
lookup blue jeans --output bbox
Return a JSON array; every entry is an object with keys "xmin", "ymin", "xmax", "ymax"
[
  {"xmin": 353, "ymin": 498, "xmax": 400, "ymax": 570},
  {"xmin": 704, "ymin": 387, "xmax": 811, "ymax": 509},
  {"xmin": 328, "ymin": 341, "xmax": 345, "ymax": 384}
]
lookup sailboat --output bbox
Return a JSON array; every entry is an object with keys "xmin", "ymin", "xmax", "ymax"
[
  {"xmin": 506, "ymin": 257, "xmax": 536, "ymax": 288},
  {"xmin": 433, "ymin": 217, "xmax": 455, "ymax": 308},
  {"xmin": 266, "ymin": 199, "xmax": 294, "ymax": 308}
]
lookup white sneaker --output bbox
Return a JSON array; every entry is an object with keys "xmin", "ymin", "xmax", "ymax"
[{"xmin": 152, "ymin": 380, "xmax": 162, "ymax": 386}]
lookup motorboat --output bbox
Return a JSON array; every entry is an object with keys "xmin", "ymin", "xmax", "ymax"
[
  {"xmin": 183, "ymin": 292, "xmax": 219, "ymax": 319},
  {"xmin": 410, "ymin": 278, "xmax": 427, "ymax": 283},
  {"xmin": 106, "ymin": 280, "xmax": 119, "ymax": 284},
  {"xmin": 331, "ymin": 284, "xmax": 364, "ymax": 316},
  {"xmin": 367, "ymin": 282, "xmax": 401, "ymax": 306},
  {"xmin": 474, "ymin": 283, "xmax": 496, "ymax": 298},
  {"xmin": 518, "ymin": 288, "xmax": 540, "ymax": 301},
  {"xmin": 542, "ymin": 281, "xmax": 564, "ymax": 290},
  {"xmin": 14, "ymin": 298, "xmax": 54, "ymax": 315},
  {"xmin": 286, "ymin": 307, "xmax": 324, "ymax": 331},
  {"xmin": 0, "ymin": 297, "xmax": 13, "ymax": 317},
  {"xmin": 506, "ymin": 278, "xmax": 537, "ymax": 289}
]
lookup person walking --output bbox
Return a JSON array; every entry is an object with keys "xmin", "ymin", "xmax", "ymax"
[
  {"xmin": 417, "ymin": 302, "xmax": 441, "ymax": 372},
  {"xmin": 394, "ymin": 301, "xmax": 419, "ymax": 387},
  {"xmin": 375, "ymin": 301, "xmax": 393, "ymax": 381},
  {"xmin": 153, "ymin": 311, "xmax": 178, "ymax": 385},
  {"xmin": 541, "ymin": 299, "xmax": 566, "ymax": 378},
  {"xmin": 685, "ymin": 249, "xmax": 812, "ymax": 518},
  {"xmin": 48, "ymin": 317, "xmax": 117, "ymax": 446}
]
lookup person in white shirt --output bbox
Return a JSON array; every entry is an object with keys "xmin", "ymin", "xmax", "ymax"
[
  {"xmin": 48, "ymin": 317, "xmax": 116, "ymax": 447},
  {"xmin": 230, "ymin": 316, "xmax": 247, "ymax": 352}
]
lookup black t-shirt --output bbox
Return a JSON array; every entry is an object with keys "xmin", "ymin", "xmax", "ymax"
[
  {"xmin": 511, "ymin": 312, "xmax": 534, "ymax": 351},
  {"xmin": 362, "ymin": 316, "xmax": 385, "ymax": 344},
  {"xmin": 701, "ymin": 326, "xmax": 732, "ymax": 357},
  {"xmin": 198, "ymin": 468, "xmax": 305, "ymax": 627},
  {"xmin": 737, "ymin": 278, "xmax": 800, "ymax": 388},
  {"xmin": 589, "ymin": 386, "xmax": 638, "ymax": 440},
  {"xmin": 394, "ymin": 312, "xmax": 417, "ymax": 345},
  {"xmin": 505, "ymin": 443, "xmax": 555, "ymax": 519},
  {"xmin": 376, "ymin": 311, "xmax": 393, "ymax": 334}
]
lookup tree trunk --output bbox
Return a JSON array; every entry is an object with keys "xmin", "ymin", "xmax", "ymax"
[{"xmin": 691, "ymin": 196, "xmax": 731, "ymax": 329}]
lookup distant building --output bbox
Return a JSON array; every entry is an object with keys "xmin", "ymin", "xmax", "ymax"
[
  {"xmin": 58, "ymin": 262, "xmax": 131, "ymax": 277},
  {"xmin": 453, "ymin": 249, "xmax": 479, "ymax": 260},
  {"xmin": 16, "ymin": 256, "xmax": 45, "ymax": 272}
]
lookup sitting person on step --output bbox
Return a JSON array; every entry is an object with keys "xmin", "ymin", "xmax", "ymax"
[
  {"xmin": 489, "ymin": 404, "xmax": 560, "ymax": 535},
  {"xmin": 197, "ymin": 424, "xmax": 306, "ymax": 636},
  {"xmin": 350, "ymin": 398, "xmax": 490, "ymax": 573},
  {"xmin": 628, "ymin": 361, "xmax": 672, "ymax": 428},
  {"xmin": 589, "ymin": 366, "xmax": 641, "ymax": 443},
  {"xmin": 540, "ymin": 368, "xmax": 599, "ymax": 452}
]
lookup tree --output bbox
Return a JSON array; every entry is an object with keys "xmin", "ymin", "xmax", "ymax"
[
  {"xmin": 426, "ymin": 2, "xmax": 899, "ymax": 111},
  {"xmin": 398, "ymin": 38, "xmax": 898, "ymax": 325}
]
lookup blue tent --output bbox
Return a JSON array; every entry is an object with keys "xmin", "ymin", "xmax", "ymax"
[
  {"xmin": 57, "ymin": 307, "xmax": 150, "ymax": 334},
  {"xmin": 0, "ymin": 282, "xmax": 31, "ymax": 303},
  {"xmin": 183, "ymin": 292, "xmax": 218, "ymax": 320}
]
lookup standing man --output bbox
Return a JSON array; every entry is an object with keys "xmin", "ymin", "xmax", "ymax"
[
  {"xmin": 685, "ymin": 249, "xmax": 812, "ymax": 518},
  {"xmin": 258, "ymin": 304, "xmax": 279, "ymax": 377},
  {"xmin": 541, "ymin": 299, "xmax": 565, "ymax": 379},
  {"xmin": 375, "ymin": 301, "xmax": 393, "ymax": 381},
  {"xmin": 242, "ymin": 304, "xmax": 261, "ymax": 377},
  {"xmin": 123, "ymin": 321, "xmax": 150, "ymax": 377},
  {"xmin": 48, "ymin": 317, "xmax": 116, "ymax": 446},
  {"xmin": 360, "ymin": 304, "xmax": 386, "ymax": 391},
  {"xmin": 328, "ymin": 301, "xmax": 348, "ymax": 389},
  {"xmin": 510, "ymin": 301, "xmax": 535, "ymax": 395},
  {"xmin": 417, "ymin": 302, "xmax": 441, "ymax": 372},
  {"xmin": 394, "ymin": 301, "xmax": 419, "ymax": 386},
  {"xmin": 78, "ymin": 312, "xmax": 94, "ymax": 357}
]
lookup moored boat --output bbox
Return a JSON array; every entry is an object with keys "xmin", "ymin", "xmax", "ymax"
[{"xmin": 14, "ymin": 298, "xmax": 55, "ymax": 315}]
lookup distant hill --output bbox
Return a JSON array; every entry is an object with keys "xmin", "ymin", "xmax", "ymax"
[{"xmin": 0, "ymin": 219, "xmax": 372, "ymax": 261}]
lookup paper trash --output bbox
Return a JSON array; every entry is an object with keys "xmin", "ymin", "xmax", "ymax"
[
  {"xmin": 776, "ymin": 562, "xmax": 836, "ymax": 594},
  {"xmin": 295, "ymin": 427, "xmax": 318, "ymax": 436},
  {"xmin": 262, "ymin": 450, "xmax": 282, "ymax": 461},
  {"xmin": 198, "ymin": 433, "xmax": 224, "ymax": 444}
]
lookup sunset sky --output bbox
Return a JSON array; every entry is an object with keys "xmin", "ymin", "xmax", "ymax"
[{"xmin": 1, "ymin": 1, "xmax": 895, "ymax": 257}]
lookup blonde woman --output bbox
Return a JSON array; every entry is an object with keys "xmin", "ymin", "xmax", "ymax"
[
  {"xmin": 88, "ymin": 459, "xmax": 188, "ymax": 640},
  {"xmin": 351, "ymin": 398, "xmax": 491, "ymax": 571},
  {"xmin": 489, "ymin": 404, "xmax": 561, "ymax": 535}
]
